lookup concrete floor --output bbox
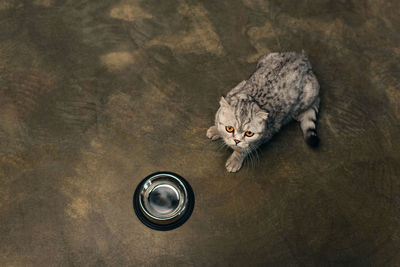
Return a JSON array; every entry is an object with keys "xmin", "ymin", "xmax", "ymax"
[{"xmin": 1, "ymin": 0, "xmax": 400, "ymax": 266}]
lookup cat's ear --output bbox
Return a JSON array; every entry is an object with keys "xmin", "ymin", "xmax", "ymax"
[
  {"xmin": 219, "ymin": 96, "xmax": 230, "ymax": 108},
  {"xmin": 256, "ymin": 111, "xmax": 269, "ymax": 120}
]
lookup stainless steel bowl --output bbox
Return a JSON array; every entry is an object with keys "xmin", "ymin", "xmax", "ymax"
[{"xmin": 133, "ymin": 172, "xmax": 194, "ymax": 231}]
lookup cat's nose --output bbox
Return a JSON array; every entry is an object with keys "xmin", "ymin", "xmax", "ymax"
[{"xmin": 234, "ymin": 139, "xmax": 240, "ymax": 144}]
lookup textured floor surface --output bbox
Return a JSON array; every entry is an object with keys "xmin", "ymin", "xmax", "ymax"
[{"xmin": 1, "ymin": 0, "xmax": 400, "ymax": 266}]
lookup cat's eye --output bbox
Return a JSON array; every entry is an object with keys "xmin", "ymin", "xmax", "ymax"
[
  {"xmin": 225, "ymin": 126, "xmax": 234, "ymax": 133},
  {"xmin": 245, "ymin": 131, "xmax": 254, "ymax": 137}
]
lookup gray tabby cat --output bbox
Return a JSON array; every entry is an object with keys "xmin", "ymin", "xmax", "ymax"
[{"xmin": 206, "ymin": 52, "xmax": 320, "ymax": 172}]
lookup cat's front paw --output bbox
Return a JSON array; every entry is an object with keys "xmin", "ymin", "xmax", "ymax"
[
  {"xmin": 206, "ymin": 126, "xmax": 220, "ymax": 141},
  {"xmin": 225, "ymin": 152, "xmax": 245, "ymax": 173}
]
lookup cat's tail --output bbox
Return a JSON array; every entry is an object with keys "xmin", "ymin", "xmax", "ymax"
[{"xmin": 297, "ymin": 98, "xmax": 320, "ymax": 148}]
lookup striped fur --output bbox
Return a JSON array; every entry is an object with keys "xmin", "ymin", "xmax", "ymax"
[
  {"xmin": 207, "ymin": 52, "xmax": 321, "ymax": 172},
  {"xmin": 297, "ymin": 98, "xmax": 320, "ymax": 147}
]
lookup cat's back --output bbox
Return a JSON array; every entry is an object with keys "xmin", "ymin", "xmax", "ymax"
[
  {"xmin": 242, "ymin": 52, "xmax": 314, "ymax": 107},
  {"xmin": 257, "ymin": 52, "xmax": 310, "ymax": 69},
  {"xmin": 250, "ymin": 52, "xmax": 312, "ymax": 92}
]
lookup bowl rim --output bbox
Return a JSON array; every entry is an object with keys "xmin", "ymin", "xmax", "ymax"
[
  {"xmin": 139, "ymin": 173, "xmax": 188, "ymax": 221},
  {"xmin": 133, "ymin": 171, "xmax": 195, "ymax": 231}
]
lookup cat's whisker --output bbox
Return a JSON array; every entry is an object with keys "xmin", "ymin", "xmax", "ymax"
[
  {"xmin": 253, "ymin": 147, "xmax": 261, "ymax": 165},
  {"xmin": 217, "ymin": 145, "xmax": 227, "ymax": 153},
  {"xmin": 246, "ymin": 148, "xmax": 255, "ymax": 169},
  {"xmin": 204, "ymin": 137, "xmax": 220, "ymax": 152},
  {"xmin": 249, "ymin": 150, "xmax": 254, "ymax": 169},
  {"xmin": 215, "ymin": 140, "xmax": 230, "ymax": 154},
  {"xmin": 251, "ymin": 152, "xmax": 256, "ymax": 169},
  {"xmin": 252, "ymin": 150, "xmax": 257, "ymax": 168}
]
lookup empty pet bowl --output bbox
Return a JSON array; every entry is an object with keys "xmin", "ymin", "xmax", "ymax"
[{"xmin": 133, "ymin": 172, "xmax": 195, "ymax": 231}]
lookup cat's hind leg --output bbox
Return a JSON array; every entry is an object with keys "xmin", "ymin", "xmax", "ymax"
[
  {"xmin": 296, "ymin": 98, "xmax": 320, "ymax": 147},
  {"xmin": 206, "ymin": 126, "xmax": 220, "ymax": 141}
]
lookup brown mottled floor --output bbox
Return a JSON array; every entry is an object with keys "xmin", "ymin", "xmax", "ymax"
[{"xmin": 1, "ymin": 0, "xmax": 400, "ymax": 266}]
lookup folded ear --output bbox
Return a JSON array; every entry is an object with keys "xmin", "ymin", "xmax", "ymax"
[
  {"xmin": 219, "ymin": 96, "xmax": 230, "ymax": 108},
  {"xmin": 256, "ymin": 111, "xmax": 269, "ymax": 120}
]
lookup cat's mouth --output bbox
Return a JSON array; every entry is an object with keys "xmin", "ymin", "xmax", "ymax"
[
  {"xmin": 223, "ymin": 138, "xmax": 248, "ymax": 150},
  {"xmin": 230, "ymin": 143, "xmax": 247, "ymax": 151}
]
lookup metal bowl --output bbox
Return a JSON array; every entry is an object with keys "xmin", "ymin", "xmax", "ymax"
[{"xmin": 133, "ymin": 172, "xmax": 194, "ymax": 231}]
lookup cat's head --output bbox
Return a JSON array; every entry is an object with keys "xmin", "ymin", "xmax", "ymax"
[{"xmin": 216, "ymin": 96, "xmax": 268, "ymax": 151}]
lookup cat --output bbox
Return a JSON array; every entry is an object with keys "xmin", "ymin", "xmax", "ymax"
[{"xmin": 206, "ymin": 52, "xmax": 320, "ymax": 172}]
